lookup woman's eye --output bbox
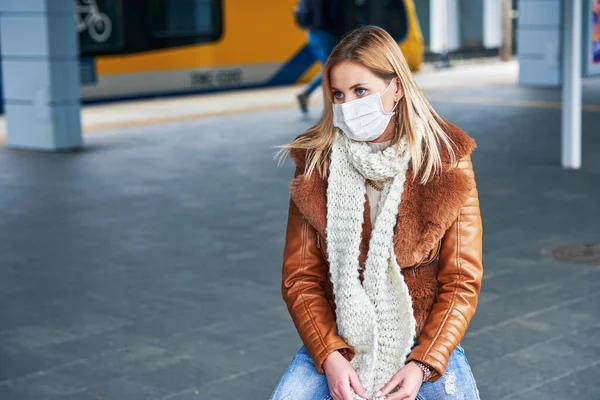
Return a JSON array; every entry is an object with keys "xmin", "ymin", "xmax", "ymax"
[
  {"xmin": 356, "ymin": 88, "xmax": 367, "ymax": 96},
  {"xmin": 333, "ymin": 91, "xmax": 344, "ymax": 99}
]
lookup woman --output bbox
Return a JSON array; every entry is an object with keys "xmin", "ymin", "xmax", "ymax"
[{"xmin": 272, "ymin": 26, "xmax": 483, "ymax": 400}]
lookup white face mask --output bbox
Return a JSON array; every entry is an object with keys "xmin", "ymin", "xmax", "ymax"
[{"xmin": 332, "ymin": 79, "xmax": 398, "ymax": 142}]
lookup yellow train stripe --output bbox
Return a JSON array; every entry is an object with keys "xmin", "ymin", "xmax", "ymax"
[{"xmin": 297, "ymin": 61, "xmax": 321, "ymax": 84}]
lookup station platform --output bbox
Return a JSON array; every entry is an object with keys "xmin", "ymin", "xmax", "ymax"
[
  {"xmin": 1, "ymin": 61, "xmax": 600, "ymax": 400},
  {"xmin": 0, "ymin": 59, "xmax": 518, "ymax": 142}
]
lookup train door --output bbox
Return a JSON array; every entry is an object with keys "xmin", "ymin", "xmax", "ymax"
[
  {"xmin": 337, "ymin": 0, "xmax": 422, "ymax": 71},
  {"xmin": 338, "ymin": 0, "xmax": 409, "ymax": 43}
]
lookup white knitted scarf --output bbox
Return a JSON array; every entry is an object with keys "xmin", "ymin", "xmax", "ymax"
[{"xmin": 326, "ymin": 131, "xmax": 416, "ymax": 399}]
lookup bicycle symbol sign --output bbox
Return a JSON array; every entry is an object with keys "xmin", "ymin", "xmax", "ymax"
[{"xmin": 75, "ymin": 0, "xmax": 112, "ymax": 43}]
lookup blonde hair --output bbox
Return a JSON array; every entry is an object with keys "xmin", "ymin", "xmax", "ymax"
[{"xmin": 280, "ymin": 25, "xmax": 456, "ymax": 184}]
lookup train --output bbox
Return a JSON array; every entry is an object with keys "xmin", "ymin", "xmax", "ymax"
[{"xmin": 77, "ymin": 0, "xmax": 425, "ymax": 103}]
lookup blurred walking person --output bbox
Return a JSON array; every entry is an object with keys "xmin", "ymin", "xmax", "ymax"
[{"xmin": 294, "ymin": 0, "xmax": 341, "ymax": 114}]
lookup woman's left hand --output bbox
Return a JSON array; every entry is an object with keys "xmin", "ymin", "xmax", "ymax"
[{"xmin": 374, "ymin": 362, "xmax": 424, "ymax": 400}]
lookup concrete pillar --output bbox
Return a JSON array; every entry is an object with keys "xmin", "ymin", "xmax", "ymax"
[
  {"xmin": 561, "ymin": 0, "xmax": 582, "ymax": 169},
  {"xmin": 517, "ymin": 0, "xmax": 562, "ymax": 86},
  {"xmin": 430, "ymin": 0, "xmax": 460, "ymax": 54},
  {"xmin": 483, "ymin": 0, "xmax": 503, "ymax": 48},
  {"xmin": 0, "ymin": 0, "xmax": 82, "ymax": 151}
]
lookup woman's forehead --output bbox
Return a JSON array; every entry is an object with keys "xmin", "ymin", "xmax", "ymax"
[{"xmin": 330, "ymin": 61, "xmax": 382, "ymax": 87}]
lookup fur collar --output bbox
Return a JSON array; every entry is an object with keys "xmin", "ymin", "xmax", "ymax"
[{"xmin": 289, "ymin": 121, "xmax": 476, "ymax": 267}]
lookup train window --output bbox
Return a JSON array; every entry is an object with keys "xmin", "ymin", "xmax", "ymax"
[
  {"xmin": 149, "ymin": 0, "xmax": 223, "ymax": 45},
  {"xmin": 77, "ymin": 0, "xmax": 125, "ymax": 55}
]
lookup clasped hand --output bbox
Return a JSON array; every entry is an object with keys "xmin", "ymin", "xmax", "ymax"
[{"xmin": 323, "ymin": 352, "xmax": 424, "ymax": 400}]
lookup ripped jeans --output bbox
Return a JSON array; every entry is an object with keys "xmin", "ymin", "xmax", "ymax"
[{"xmin": 270, "ymin": 343, "xmax": 480, "ymax": 400}]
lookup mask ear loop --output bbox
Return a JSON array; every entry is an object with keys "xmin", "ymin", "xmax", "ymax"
[
  {"xmin": 384, "ymin": 78, "xmax": 401, "ymax": 115},
  {"xmin": 383, "ymin": 78, "xmax": 403, "ymax": 142}
]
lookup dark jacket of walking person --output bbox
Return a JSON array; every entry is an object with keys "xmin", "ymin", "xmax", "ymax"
[{"xmin": 296, "ymin": 0, "xmax": 341, "ymax": 114}]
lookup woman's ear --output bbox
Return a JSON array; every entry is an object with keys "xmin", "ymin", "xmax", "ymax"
[{"xmin": 394, "ymin": 78, "xmax": 404, "ymax": 102}]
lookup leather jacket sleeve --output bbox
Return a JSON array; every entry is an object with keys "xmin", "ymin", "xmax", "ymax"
[
  {"xmin": 406, "ymin": 154, "xmax": 483, "ymax": 381},
  {"xmin": 281, "ymin": 173, "xmax": 354, "ymax": 374}
]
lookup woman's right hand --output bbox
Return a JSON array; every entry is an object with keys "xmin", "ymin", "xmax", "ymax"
[{"xmin": 323, "ymin": 351, "xmax": 369, "ymax": 400}]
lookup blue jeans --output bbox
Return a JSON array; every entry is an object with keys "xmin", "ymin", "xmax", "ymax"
[
  {"xmin": 270, "ymin": 344, "xmax": 480, "ymax": 399},
  {"xmin": 304, "ymin": 29, "xmax": 337, "ymax": 97}
]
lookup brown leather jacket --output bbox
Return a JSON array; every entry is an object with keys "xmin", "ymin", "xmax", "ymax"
[{"xmin": 281, "ymin": 123, "xmax": 483, "ymax": 381}]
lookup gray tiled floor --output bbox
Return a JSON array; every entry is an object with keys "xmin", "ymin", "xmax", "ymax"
[{"xmin": 1, "ymin": 79, "xmax": 600, "ymax": 399}]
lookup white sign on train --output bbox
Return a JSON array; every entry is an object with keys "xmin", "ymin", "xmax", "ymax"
[{"xmin": 190, "ymin": 69, "xmax": 244, "ymax": 87}]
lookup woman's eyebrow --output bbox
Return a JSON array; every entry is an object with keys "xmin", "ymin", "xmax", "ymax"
[
  {"xmin": 331, "ymin": 83, "xmax": 369, "ymax": 91},
  {"xmin": 349, "ymin": 83, "xmax": 369, "ymax": 89}
]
